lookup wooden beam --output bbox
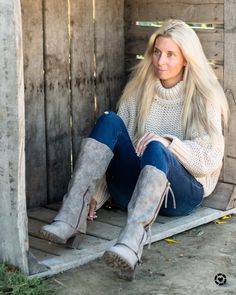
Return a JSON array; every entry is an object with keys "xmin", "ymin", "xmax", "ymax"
[
  {"xmin": 223, "ymin": 0, "xmax": 236, "ymax": 184},
  {"xmin": 0, "ymin": 0, "xmax": 28, "ymax": 273}
]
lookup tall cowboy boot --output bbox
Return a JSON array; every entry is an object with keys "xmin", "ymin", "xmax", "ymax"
[
  {"xmin": 103, "ymin": 165, "xmax": 171, "ymax": 273},
  {"xmin": 40, "ymin": 138, "xmax": 113, "ymax": 244}
]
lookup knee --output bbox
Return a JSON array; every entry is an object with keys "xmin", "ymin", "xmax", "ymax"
[
  {"xmin": 144, "ymin": 141, "xmax": 166, "ymax": 156},
  {"xmin": 98, "ymin": 111, "xmax": 124, "ymax": 127},
  {"xmin": 102, "ymin": 111, "xmax": 118, "ymax": 120}
]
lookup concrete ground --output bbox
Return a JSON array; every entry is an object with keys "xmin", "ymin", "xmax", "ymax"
[{"xmin": 50, "ymin": 214, "xmax": 236, "ymax": 295}]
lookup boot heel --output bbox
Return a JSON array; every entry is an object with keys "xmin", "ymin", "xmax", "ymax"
[{"xmin": 103, "ymin": 244, "xmax": 138, "ymax": 271}]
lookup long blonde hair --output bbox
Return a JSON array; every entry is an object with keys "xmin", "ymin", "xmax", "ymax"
[{"xmin": 118, "ymin": 19, "xmax": 229, "ymax": 140}]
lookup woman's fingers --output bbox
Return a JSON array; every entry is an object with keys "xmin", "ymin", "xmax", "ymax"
[
  {"xmin": 87, "ymin": 198, "xmax": 97, "ymax": 221},
  {"xmin": 136, "ymin": 132, "xmax": 153, "ymax": 155},
  {"xmin": 136, "ymin": 132, "xmax": 159, "ymax": 156}
]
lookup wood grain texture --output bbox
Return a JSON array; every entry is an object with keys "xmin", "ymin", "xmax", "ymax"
[
  {"xmin": 29, "ymin": 234, "xmax": 105, "ymax": 255},
  {"xmin": 44, "ymin": 0, "xmax": 71, "ymax": 203},
  {"xmin": 70, "ymin": 0, "xmax": 96, "ymax": 159},
  {"xmin": 94, "ymin": 0, "xmax": 125, "ymax": 115},
  {"xmin": 150, "ymin": 207, "xmax": 236, "ymax": 244},
  {"xmin": 30, "ymin": 248, "xmax": 55, "ymax": 261},
  {"xmin": 21, "ymin": 0, "xmax": 47, "ymax": 208},
  {"xmin": 28, "ymin": 207, "xmax": 56, "ymax": 223},
  {"xmin": 0, "ymin": 0, "xmax": 29, "ymax": 274},
  {"xmin": 202, "ymin": 182, "xmax": 236, "ymax": 210},
  {"xmin": 28, "ymin": 207, "xmax": 121, "ymax": 241},
  {"xmin": 125, "ymin": 0, "xmax": 224, "ymax": 23},
  {"xmin": 223, "ymin": 0, "xmax": 236, "ymax": 184}
]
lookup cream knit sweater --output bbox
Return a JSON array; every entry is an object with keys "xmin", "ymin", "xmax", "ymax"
[{"xmin": 117, "ymin": 80, "xmax": 225, "ymax": 197}]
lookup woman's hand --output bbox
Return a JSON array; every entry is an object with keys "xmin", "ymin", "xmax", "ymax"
[
  {"xmin": 87, "ymin": 198, "xmax": 97, "ymax": 221},
  {"xmin": 135, "ymin": 132, "xmax": 171, "ymax": 156}
]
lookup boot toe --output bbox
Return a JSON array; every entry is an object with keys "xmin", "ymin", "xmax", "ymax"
[{"xmin": 40, "ymin": 221, "xmax": 76, "ymax": 244}]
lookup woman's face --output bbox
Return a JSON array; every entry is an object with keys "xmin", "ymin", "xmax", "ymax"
[{"xmin": 152, "ymin": 36, "xmax": 186, "ymax": 88}]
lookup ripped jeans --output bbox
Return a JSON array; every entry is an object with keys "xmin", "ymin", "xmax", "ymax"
[{"xmin": 89, "ymin": 111, "xmax": 204, "ymax": 216}]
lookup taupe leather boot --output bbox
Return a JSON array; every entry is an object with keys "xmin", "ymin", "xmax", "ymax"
[
  {"xmin": 40, "ymin": 138, "xmax": 113, "ymax": 244},
  {"xmin": 103, "ymin": 165, "xmax": 171, "ymax": 274}
]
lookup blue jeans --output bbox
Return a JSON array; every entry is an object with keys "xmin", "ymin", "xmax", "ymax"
[{"xmin": 89, "ymin": 112, "xmax": 204, "ymax": 216}]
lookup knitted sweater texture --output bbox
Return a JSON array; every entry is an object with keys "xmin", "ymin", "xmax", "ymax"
[{"xmin": 117, "ymin": 80, "xmax": 225, "ymax": 197}]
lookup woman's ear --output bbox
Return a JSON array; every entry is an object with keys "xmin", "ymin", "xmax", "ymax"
[{"xmin": 183, "ymin": 58, "xmax": 187, "ymax": 67}]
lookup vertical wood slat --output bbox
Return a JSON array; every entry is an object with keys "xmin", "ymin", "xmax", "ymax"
[
  {"xmin": 0, "ymin": 0, "xmax": 28, "ymax": 273},
  {"xmin": 94, "ymin": 0, "xmax": 125, "ymax": 115},
  {"xmin": 223, "ymin": 0, "xmax": 236, "ymax": 184},
  {"xmin": 21, "ymin": 0, "xmax": 47, "ymax": 208},
  {"xmin": 44, "ymin": 0, "xmax": 71, "ymax": 203},
  {"xmin": 70, "ymin": 0, "xmax": 95, "ymax": 159}
]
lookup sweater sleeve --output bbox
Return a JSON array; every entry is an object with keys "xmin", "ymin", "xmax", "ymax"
[{"xmin": 164, "ymin": 104, "xmax": 225, "ymax": 178}]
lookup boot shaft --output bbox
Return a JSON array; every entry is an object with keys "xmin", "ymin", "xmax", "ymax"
[
  {"xmin": 117, "ymin": 165, "xmax": 168, "ymax": 255},
  {"xmin": 55, "ymin": 138, "xmax": 113, "ymax": 232}
]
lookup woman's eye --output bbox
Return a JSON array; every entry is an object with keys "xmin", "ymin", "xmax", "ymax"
[
  {"xmin": 167, "ymin": 52, "xmax": 174, "ymax": 57},
  {"xmin": 154, "ymin": 49, "xmax": 161, "ymax": 55}
]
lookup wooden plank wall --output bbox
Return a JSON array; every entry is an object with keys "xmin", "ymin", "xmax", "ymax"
[
  {"xmin": 125, "ymin": 0, "xmax": 224, "ymax": 81},
  {"xmin": 21, "ymin": 0, "xmax": 124, "ymax": 208}
]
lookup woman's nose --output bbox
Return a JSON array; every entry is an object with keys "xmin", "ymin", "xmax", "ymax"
[{"xmin": 158, "ymin": 54, "xmax": 166, "ymax": 65}]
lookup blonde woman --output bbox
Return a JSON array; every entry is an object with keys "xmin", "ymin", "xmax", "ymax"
[{"xmin": 41, "ymin": 19, "xmax": 229, "ymax": 277}]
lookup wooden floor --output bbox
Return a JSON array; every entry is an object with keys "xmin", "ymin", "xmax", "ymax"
[{"xmin": 28, "ymin": 203, "xmax": 236, "ymax": 277}]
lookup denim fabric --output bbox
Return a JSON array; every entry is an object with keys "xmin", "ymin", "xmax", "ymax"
[{"xmin": 89, "ymin": 111, "xmax": 204, "ymax": 216}]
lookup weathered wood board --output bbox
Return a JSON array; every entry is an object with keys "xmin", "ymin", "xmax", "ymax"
[
  {"xmin": 94, "ymin": 0, "xmax": 125, "ymax": 115},
  {"xmin": 202, "ymin": 182, "xmax": 236, "ymax": 210},
  {"xmin": 21, "ymin": 0, "xmax": 47, "ymax": 208},
  {"xmin": 43, "ymin": 0, "xmax": 71, "ymax": 203},
  {"xmin": 70, "ymin": 0, "xmax": 96, "ymax": 158},
  {"xmin": 28, "ymin": 202, "xmax": 236, "ymax": 278},
  {"xmin": 0, "ymin": 0, "xmax": 28, "ymax": 274},
  {"xmin": 125, "ymin": 0, "xmax": 224, "ymax": 23}
]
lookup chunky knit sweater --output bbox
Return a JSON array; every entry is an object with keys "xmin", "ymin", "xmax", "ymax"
[{"xmin": 117, "ymin": 80, "xmax": 225, "ymax": 197}]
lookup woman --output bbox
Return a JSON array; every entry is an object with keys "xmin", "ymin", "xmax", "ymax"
[{"xmin": 41, "ymin": 19, "xmax": 229, "ymax": 274}]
